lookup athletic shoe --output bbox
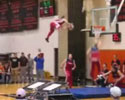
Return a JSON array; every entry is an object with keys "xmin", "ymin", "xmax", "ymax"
[{"xmin": 45, "ymin": 38, "xmax": 49, "ymax": 42}]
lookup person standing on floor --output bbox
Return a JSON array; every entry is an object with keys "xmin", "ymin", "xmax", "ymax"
[
  {"xmin": 10, "ymin": 53, "xmax": 20, "ymax": 83},
  {"xmin": 0, "ymin": 62, "xmax": 4, "ymax": 82},
  {"xmin": 4, "ymin": 62, "xmax": 11, "ymax": 84},
  {"xmin": 27, "ymin": 53, "xmax": 34, "ymax": 83},
  {"xmin": 61, "ymin": 54, "xmax": 76, "ymax": 88},
  {"xmin": 19, "ymin": 52, "xmax": 28, "ymax": 83},
  {"xmin": 34, "ymin": 53, "xmax": 44, "ymax": 81}
]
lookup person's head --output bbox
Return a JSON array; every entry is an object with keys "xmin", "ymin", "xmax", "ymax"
[
  {"xmin": 13, "ymin": 53, "xmax": 17, "ymax": 57},
  {"xmin": 103, "ymin": 63, "xmax": 107, "ymax": 70},
  {"xmin": 93, "ymin": 43, "xmax": 98, "ymax": 49},
  {"xmin": 21, "ymin": 52, "xmax": 25, "ymax": 57},
  {"xmin": 39, "ymin": 53, "xmax": 44, "ymax": 58},
  {"xmin": 27, "ymin": 53, "xmax": 31, "ymax": 58},
  {"xmin": 68, "ymin": 54, "xmax": 73, "ymax": 60},
  {"xmin": 110, "ymin": 86, "xmax": 121, "ymax": 100}
]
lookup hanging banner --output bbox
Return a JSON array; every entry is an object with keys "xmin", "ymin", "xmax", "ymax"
[
  {"xmin": 0, "ymin": 0, "xmax": 10, "ymax": 33},
  {"xmin": 22, "ymin": 0, "xmax": 38, "ymax": 30},
  {"xmin": 111, "ymin": 0, "xmax": 125, "ymax": 21},
  {"xmin": 9, "ymin": 0, "xmax": 23, "ymax": 32}
]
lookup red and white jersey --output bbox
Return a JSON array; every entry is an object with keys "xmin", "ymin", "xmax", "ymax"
[
  {"xmin": 91, "ymin": 47, "xmax": 100, "ymax": 62},
  {"xmin": 52, "ymin": 18, "xmax": 66, "ymax": 29}
]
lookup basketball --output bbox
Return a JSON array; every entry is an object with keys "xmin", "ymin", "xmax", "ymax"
[{"xmin": 68, "ymin": 23, "xmax": 74, "ymax": 30}]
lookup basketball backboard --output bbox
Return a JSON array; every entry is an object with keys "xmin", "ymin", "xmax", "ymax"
[{"xmin": 91, "ymin": 6, "xmax": 118, "ymax": 36}]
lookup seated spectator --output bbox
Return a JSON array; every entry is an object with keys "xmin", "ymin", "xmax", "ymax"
[
  {"xmin": 103, "ymin": 64, "xmax": 125, "ymax": 87},
  {"xmin": 4, "ymin": 62, "xmax": 11, "ymax": 84},
  {"xmin": 95, "ymin": 63, "xmax": 109, "ymax": 87},
  {"xmin": 0, "ymin": 62, "xmax": 4, "ymax": 81},
  {"xmin": 111, "ymin": 55, "xmax": 121, "ymax": 69}
]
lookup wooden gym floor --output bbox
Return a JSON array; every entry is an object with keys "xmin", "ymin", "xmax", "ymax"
[{"xmin": 0, "ymin": 84, "xmax": 125, "ymax": 100}]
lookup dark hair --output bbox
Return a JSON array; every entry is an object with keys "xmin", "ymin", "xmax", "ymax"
[
  {"xmin": 123, "ymin": 61, "xmax": 125, "ymax": 65},
  {"xmin": 112, "ymin": 64, "xmax": 118, "ymax": 71},
  {"xmin": 61, "ymin": 16, "xmax": 65, "ymax": 19},
  {"xmin": 39, "ymin": 53, "xmax": 44, "ymax": 58},
  {"xmin": 21, "ymin": 52, "xmax": 24, "ymax": 55}
]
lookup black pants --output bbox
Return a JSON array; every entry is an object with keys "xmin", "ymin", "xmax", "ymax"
[
  {"xmin": 4, "ymin": 74, "xmax": 11, "ymax": 83},
  {"xmin": 96, "ymin": 77, "xmax": 108, "ymax": 87}
]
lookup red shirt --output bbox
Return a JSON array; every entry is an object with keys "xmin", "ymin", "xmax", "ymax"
[{"xmin": 65, "ymin": 59, "xmax": 74, "ymax": 71}]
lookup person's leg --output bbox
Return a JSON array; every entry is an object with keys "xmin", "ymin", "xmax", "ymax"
[
  {"xmin": 4, "ymin": 74, "xmax": 7, "ymax": 84},
  {"xmin": 13, "ymin": 69, "xmax": 17, "ymax": 83},
  {"xmin": 45, "ymin": 23, "xmax": 55, "ymax": 42},
  {"xmin": 68, "ymin": 71, "xmax": 73, "ymax": 88},
  {"xmin": 15, "ymin": 68, "xmax": 19, "ymax": 83},
  {"xmin": 27, "ymin": 67, "xmax": 30, "ymax": 82},
  {"xmin": 65, "ymin": 70, "xmax": 72, "ymax": 88},
  {"xmin": 30, "ymin": 69, "xmax": 34, "ymax": 81},
  {"xmin": 96, "ymin": 61, "xmax": 101, "ymax": 74},
  {"xmin": 8, "ymin": 75, "xmax": 11, "ymax": 83},
  {"xmin": 20, "ymin": 67, "xmax": 23, "ymax": 83},
  {"xmin": 39, "ymin": 70, "xmax": 44, "ymax": 80},
  {"xmin": 11, "ymin": 69, "xmax": 15, "ymax": 83},
  {"xmin": 21, "ymin": 67, "xmax": 27, "ymax": 83},
  {"xmin": 90, "ymin": 62, "xmax": 96, "ymax": 80},
  {"xmin": 36, "ymin": 69, "xmax": 40, "ymax": 81}
]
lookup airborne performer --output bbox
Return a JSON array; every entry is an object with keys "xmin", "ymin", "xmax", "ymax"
[{"xmin": 45, "ymin": 16, "xmax": 74, "ymax": 42}]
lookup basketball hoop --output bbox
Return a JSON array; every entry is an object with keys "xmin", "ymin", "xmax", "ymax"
[{"xmin": 93, "ymin": 26, "xmax": 105, "ymax": 39}]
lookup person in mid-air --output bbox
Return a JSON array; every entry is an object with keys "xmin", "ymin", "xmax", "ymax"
[{"xmin": 45, "ymin": 16, "xmax": 73, "ymax": 42}]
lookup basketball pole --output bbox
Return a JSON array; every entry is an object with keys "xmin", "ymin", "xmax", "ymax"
[{"xmin": 111, "ymin": 0, "xmax": 125, "ymax": 27}]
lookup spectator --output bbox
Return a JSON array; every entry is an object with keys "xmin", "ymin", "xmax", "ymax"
[
  {"xmin": 19, "ymin": 52, "xmax": 28, "ymax": 83},
  {"xmin": 34, "ymin": 53, "xmax": 44, "ymax": 81},
  {"xmin": 111, "ymin": 55, "xmax": 121, "ymax": 69},
  {"xmin": 4, "ymin": 62, "xmax": 11, "ymax": 84},
  {"xmin": 94, "ymin": 63, "xmax": 109, "ymax": 87},
  {"xmin": 103, "ymin": 64, "xmax": 124, "ymax": 87},
  {"xmin": 27, "ymin": 53, "xmax": 34, "ymax": 83},
  {"xmin": 10, "ymin": 53, "xmax": 20, "ymax": 83},
  {"xmin": 0, "ymin": 62, "xmax": 4, "ymax": 81},
  {"xmin": 110, "ymin": 86, "xmax": 121, "ymax": 100}
]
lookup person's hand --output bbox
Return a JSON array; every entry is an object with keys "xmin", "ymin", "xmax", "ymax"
[
  {"xmin": 72, "ymin": 67, "xmax": 75, "ymax": 70},
  {"xmin": 60, "ymin": 66, "xmax": 63, "ymax": 69}
]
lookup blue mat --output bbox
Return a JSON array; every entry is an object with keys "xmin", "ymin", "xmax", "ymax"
[{"xmin": 59, "ymin": 87, "xmax": 125, "ymax": 99}]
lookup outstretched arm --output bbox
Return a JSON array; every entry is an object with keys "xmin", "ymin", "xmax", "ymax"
[
  {"xmin": 60, "ymin": 59, "xmax": 66, "ymax": 69},
  {"xmin": 114, "ymin": 70, "xmax": 124, "ymax": 85},
  {"xmin": 102, "ymin": 71, "xmax": 111, "ymax": 77}
]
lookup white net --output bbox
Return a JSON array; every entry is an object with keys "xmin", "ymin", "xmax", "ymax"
[{"xmin": 93, "ymin": 27, "xmax": 102, "ymax": 39}]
